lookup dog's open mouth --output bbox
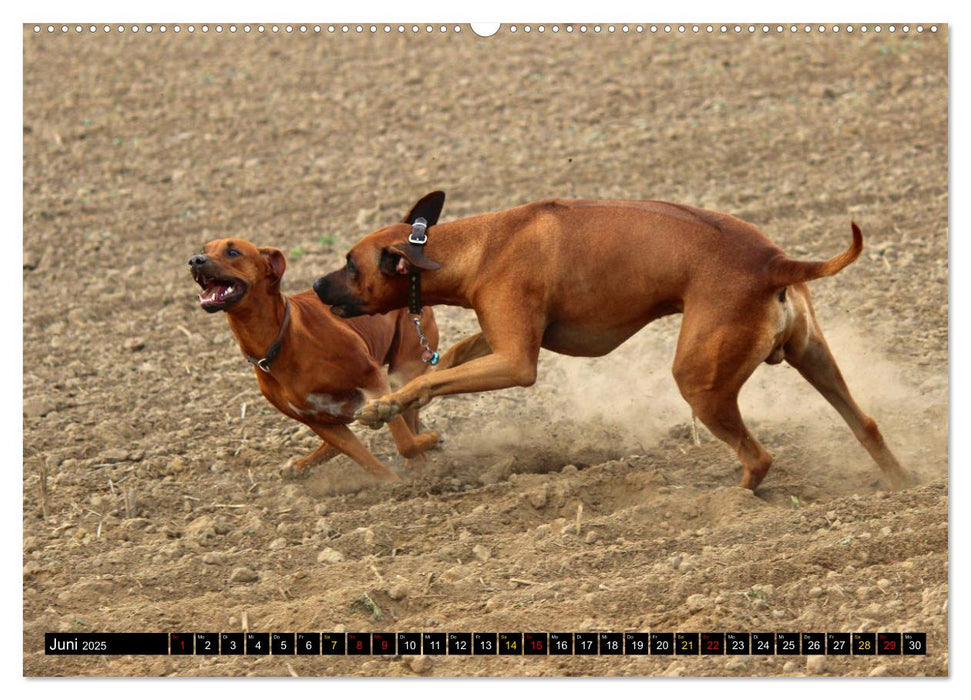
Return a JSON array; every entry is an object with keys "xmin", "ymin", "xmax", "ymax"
[{"xmin": 193, "ymin": 271, "xmax": 247, "ymax": 312}]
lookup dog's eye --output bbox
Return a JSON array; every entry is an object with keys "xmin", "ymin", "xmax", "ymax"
[
  {"xmin": 227, "ymin": 249, "xmax": 241, "ymax": 258},
  {"xmin": 346, "ymin": 256, "xmax": 356, "ymax": 275}
]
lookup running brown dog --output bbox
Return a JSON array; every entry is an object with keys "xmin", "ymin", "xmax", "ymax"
[
  {"xmin": 189, "ymin": 238, "xmax": 441, "ymax": 481},
  {"xmin": 313, "ymin": 192, "xmax": 912, "ymax": 491}
]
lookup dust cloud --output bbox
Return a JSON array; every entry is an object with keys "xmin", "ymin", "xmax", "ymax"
[{"xmin": 439, "ymin": 316, "xmax": 947, "ymax": 482}]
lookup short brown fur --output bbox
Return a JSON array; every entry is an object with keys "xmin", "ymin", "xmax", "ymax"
[
  {"xmin": 190, "ymin": 238, "xmax": 441, "ymax": 481},
  {"xmin": 314, "ymin": 194, "xmax": 911, "ymax": 491}
]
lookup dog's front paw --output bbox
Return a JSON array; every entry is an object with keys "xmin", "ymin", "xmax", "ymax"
[
  {"xmin": 355, "ymin": 397, "xmax": 402, "ymax": 428},
  {"xmin": 280, "ymin": 457, "xmax": 312, "ymax": 481}
]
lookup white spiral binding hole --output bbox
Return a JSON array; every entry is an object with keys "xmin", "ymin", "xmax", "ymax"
[{"xmin": 30, "ymin": 23, "xmax": 940, "ymax": 36}]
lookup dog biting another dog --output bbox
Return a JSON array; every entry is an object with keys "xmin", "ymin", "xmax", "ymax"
[
  {"xmin": 188, "ymin": 238, "xmax": 442, "ymax": 481},
  {"xmin": 313, "ymin": 191, "xmax": 913, "ymax": 491}
]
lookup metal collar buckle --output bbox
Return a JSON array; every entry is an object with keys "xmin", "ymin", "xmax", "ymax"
[
  {"xmin": 408, "ymin": 217, "xmax": 429, "ymax": 246},
  {"xmin": 244, "ymin": 298, "xmax": 291, "ymax": 374}
]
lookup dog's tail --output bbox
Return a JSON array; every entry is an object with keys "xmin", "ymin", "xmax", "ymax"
[{"xmin": 766, "ymin": 222, "xmax": 863, "ymax": 289}]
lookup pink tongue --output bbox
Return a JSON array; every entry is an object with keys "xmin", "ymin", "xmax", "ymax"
[{"xmin": 200, "ymin": 284, "xmax": 230, "ymax": 303}]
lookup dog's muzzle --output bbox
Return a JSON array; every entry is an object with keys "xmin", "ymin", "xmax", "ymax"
[
  {"xmin": 314, "ymin": 273, "xmax": 365, "ymax": 318},
  {"xmin": 190, "ymin": 255, "xmax": 247, "ymax": 313}
]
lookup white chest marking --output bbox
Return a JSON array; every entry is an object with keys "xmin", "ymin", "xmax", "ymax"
[{"xmin": 288, "ymin": 393, "xmax": 353, "ymax": 419}]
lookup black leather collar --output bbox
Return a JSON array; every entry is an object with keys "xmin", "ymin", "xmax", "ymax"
[
  {"xmin": 244, "ymin": 298, "xmax": 291, "ymax": 373},
  {"xmin": 407, "ymin": 217, "xmax": 429, "ymax": 315}
]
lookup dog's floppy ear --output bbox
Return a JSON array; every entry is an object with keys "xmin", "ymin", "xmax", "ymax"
[
  {"xmin": 258, "ymin": 247, "xmax": 287, "ymax": 289},
  {"xmin": 402, "ymin": 191, "xmax": 446, "ymax": 226},
  {"xmin": 383, "ymin": 243, "xmax": 442, "ymax": 274}
]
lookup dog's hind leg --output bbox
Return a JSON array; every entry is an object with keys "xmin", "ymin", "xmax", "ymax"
[
  {"xmin": 676, "ymin": 385, "xmax": 775, "ymax": 490},
  {"xmin": 386, "ymin": 332, "xmax": 494, "ymax": 466},
  {"xmin": 310, "ymin": 423, "xmax": 400, "ymax": 481},
  {"xmin": 783, "ymin": 287, "xmax": 912, "ymax": 489},
  {"xmin": 386, "ymin": 310, "xmax": 450, "ymax": 462},
  {"xmin": 672, "ymin": 304, "xmax": 780, "ymax": 490},
  {"xmin": 381, "ymin": 365, "xmax": 440, "ymax": 464},
  {"xmin": 385, "ymin": 414, "xmax": 440, "ymax": 465},
  {"xmin": 388, "ymin": 362, "xmax": 428, "ymax": 437},
  {"xmin": 282, "ymin": 441, "xmax": 340, "ymax": 479},
  {"xmin": 389, "ymin": 331, "xmax": 494, "ymax": 426}
]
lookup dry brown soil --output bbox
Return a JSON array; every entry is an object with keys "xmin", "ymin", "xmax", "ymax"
[{"xmin": 22, "ymin": 25, "xmax": 948, "ymax": 677}]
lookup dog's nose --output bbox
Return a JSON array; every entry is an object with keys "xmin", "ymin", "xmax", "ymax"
[
  {"xmin": 312, "ymin": 276, "xmax": 328, "ymax": 300},
  {"xmin": 188, "ymin": 254, "xmax": 207, "ymax": 268}
]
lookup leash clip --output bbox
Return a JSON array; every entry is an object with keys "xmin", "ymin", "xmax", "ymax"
[
  {"xmin": 410, "ymin": 311, "xmax": 440, "ymax": 366},
  {"xmin": 256, "ymin": 358, "xmax": 272, "ymax": 373},
  {"xmin": 408, "ymin": 217, "xmax": 429, "ymax": 246}
]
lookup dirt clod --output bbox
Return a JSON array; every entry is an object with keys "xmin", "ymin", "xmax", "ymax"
[
  {"xmin": 472, "ymin": 545, "xmax": 492, "ymax": 562},
  {"xmin": 317, "ymin": 548, "xmax": 345, "ymax": 564},
  {"xmin": 685, "ymin": 594, "xmax": 709, "ymax": 613},
  {"xmin": 229, "ymin": 567, "xmax": 259, "ymax": 584},
  {"xmin": 388, "ymin": 583, "xmax": 409, "ymax": 601},
  {"xmin": 409, "ymin": 656, "xmax": 432, "ymax": 674}
]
